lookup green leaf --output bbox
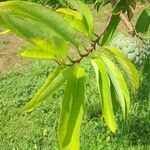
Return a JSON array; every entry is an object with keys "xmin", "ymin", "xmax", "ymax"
[
  {"xmin": 99, "ymin": 53, "xmax": 130, "ymax": 119},
  {"xmin": 0, "ymin": 1, "xmax": 82, "ymax": 47},
  {"xmin": 100, "ymin": 15, "xmax": 120, "ymax": 46},
  {"xmin": 19, "ymin": 44, "xmax": 54, "ymax": 59},
  {"xmin": 112, "ymin": 0, "xmax": 127, "ymax": 14},
  {"xmin": 103, "ymin": 46, "xmax": 139, "ymax": 92},
  {"xmin": 0, "ymin": 13, "xmax": 52, "ymax": 41},
  {"xmin": 135, "ymin": 8, "xmax": 150, "ymax": 37},
  {"xmin": 78, "ymin": 1, "xmax": 94, "ymax": 37},
  {"xmin": 112, "ymin": 0, "xmax": 136, "ymax": 20},
  {"xmin": 21, "ymin": 35, "xmax": 68, "ymax": 58},
  {"xmin": 94, "ymin": 0, "xmax": 110, "ymax": 12},
  {"xmin": 110, "ymin": 81, "xmax": 120, "ymax": 114},
  {"xmin": 0, "ymin": 13, "xmax": 68, "ymax": 58},
  {"xmin": 22, "ymin": 65, "xmax": 74, "ymax": 112},
  {"xmin": 58, "ymin": 65, "xmax": 85, "ymax": 150},
  {"xmin": 56, "ymin": 8, "xmax": 88, "ymax": 35},
  {"xmin": 32, "ymin": 35, "xmax": 68, "ymax": 57},
  {"xmin": 66, "ymin": 0, "xmax": 94, "ymax": 37},
  {"xmin": 92, "ymin": 59, "xmax": 117, "ymax": 133},
  {"xmin": 56, "ymin": 8, "xmax": 82, "ymax": 20}
]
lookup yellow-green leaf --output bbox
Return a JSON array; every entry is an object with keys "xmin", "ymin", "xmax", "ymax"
[
  {"xmin": 20, "ymin": 45, "xmax": 54, "ymax": 59},
  {"xmin": 0, "ymin": 1, "xmax": 82, "ymax": 47},
  {"xmin": 56, "ymin": 8, "xmax": 88, "ymax": 35},
  {"xmin": 22, "ymin": 65, "xmax": 74, "ymax": 112},
  {"xmin": 56, "ymin": 8, "xmax": 82, "ymax": 20},
  {"xmin": 104, "ymin": 46, "xmax": 139, "ymax": 92},
  {"xmin": 58, "ymin": 65, "xmax": 85, "ymax": 150},
  {"xmin": 100, "ymin": 15, "xmax": 120, "ymax": 46},
  {"xmin": 66, "ymin": 0, "xmax": 94, "ymax": 37},
  {"xmin": 135, "ymin": 8, "xmax": 150, "ymax": 37},
  {"xmin": 92, "ymin": 59, "xmax": 117, "ymax": 133},
  {"xmin": 78, "ymin": 1, "xmax": 94, "ymax": 37},
  {"xmin": 99, "ymin": 53, "xmax": 130, "ymax": 119}
]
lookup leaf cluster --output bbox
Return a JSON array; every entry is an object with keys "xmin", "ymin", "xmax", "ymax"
[{"xmin": 0, "ymin": 0, "xmax": 149, "ymax": 149}]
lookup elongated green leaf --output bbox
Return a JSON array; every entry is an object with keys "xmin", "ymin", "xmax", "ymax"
[
  {"xmin": 103, "ymin": 46, "xmax": 139, "ymax": 92},
  {"xmin": 112, "ymin": 0, "xmax": 136, "ymax": 19},
  {"xmin": 0, "ymin": 13, "xmax": 51, "ymax": 41},
  {"xmin": 33, "ymin": 35, "xmax": 68, "ymax": 57},
  {"xmin": 112, "ymin": 0, "xmax": 125, "ymax": 14},
  {"xmin": 135, "ymin": 8, "xmax": 150, "ymax": 37},
  {"xmin": 78, "ymin": 1, "xmax": 94, "ymax": 37},
  {"xmin": 94, "ymin": 0, "xmax": 110, "ymax": 12},
  {"xmin": 56, "ymin": 8, "xmax": 87, "ymax": 35},
  {"xmin": 0, "ymin": 13, "xmax": 68, "ymax": 57},
  {"xmin": 99, "ymin": 53, "xmax": 130, "ymax": 119},
  {"xmin": 22, "ymin": 65, "xmax": 74, "ymax": 112},
  {"xmin": 92, "ymin": 59, "xmax": 117, "ymax": 133},
  {"xmin": 110, "ymin": 81, "xmax": 120, "ymax": 114},
  {"xmin": 66, "ymin": 0, "xmax": 94, "ymax": 37},
  {"xmin": 19, "ymin": 45, "xmax": 54, "ymax": 59},
  {"xmin": 56, "ymin": 8, "xmax": 82, "ymax": 20},
  {"xmin": 100, "ymin": 15, "xmax": 120, "ymax": 46},
  {"xmin": 0, "ymin": 1, "xmax": 82, "ymax": 47},
  {"xmin": 64, "ymin": 15, "xmax": 88, "ymax": 35},
  {"xmin": 58, "ymin": 65, "xmax": 85, "ymax": 150}
]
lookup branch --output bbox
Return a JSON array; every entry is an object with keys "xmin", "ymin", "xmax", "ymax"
[
  {"xmin": 110, "ymin": 0, "xmax": 136, "ymax": 36},
  {"xmin": 120, "ymin": 13, "xmax": 136, "ymax": 36},
  {"xmin": 67, "ymin": 44, "xmax": 95, "ymax": 65},
  {"xmin": 119, "ymin": 12, "xmax": 147, "ymax": 44}
]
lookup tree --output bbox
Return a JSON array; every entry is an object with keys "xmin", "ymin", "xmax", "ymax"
[{"xmin": 0, "ymin": 0, "xmax": 149, "ymax": 149}]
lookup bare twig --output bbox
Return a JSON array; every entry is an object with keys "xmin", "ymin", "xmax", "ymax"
[{"xmin": 120, "ymin": 13, "xmax": 136, "ymax": 36}]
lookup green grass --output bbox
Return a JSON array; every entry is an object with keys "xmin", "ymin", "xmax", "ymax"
[{"xmin": 0, "ymin": 59, "xmax": 150, "ymax": 150}]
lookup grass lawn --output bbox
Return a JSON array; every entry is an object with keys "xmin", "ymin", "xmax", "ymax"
[{"xmin": 0, "ymin": 57, "xmax": 149, "ymax": 150}]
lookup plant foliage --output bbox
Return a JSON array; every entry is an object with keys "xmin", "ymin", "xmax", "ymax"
[{"xmin": 0, "ymin": 0, "xmax": 149, "ymax": 149}]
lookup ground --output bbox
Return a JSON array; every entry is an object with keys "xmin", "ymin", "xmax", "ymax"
[{"xmin": 0, "ymin": 34, "xmax": 28, "ymax": 73}]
